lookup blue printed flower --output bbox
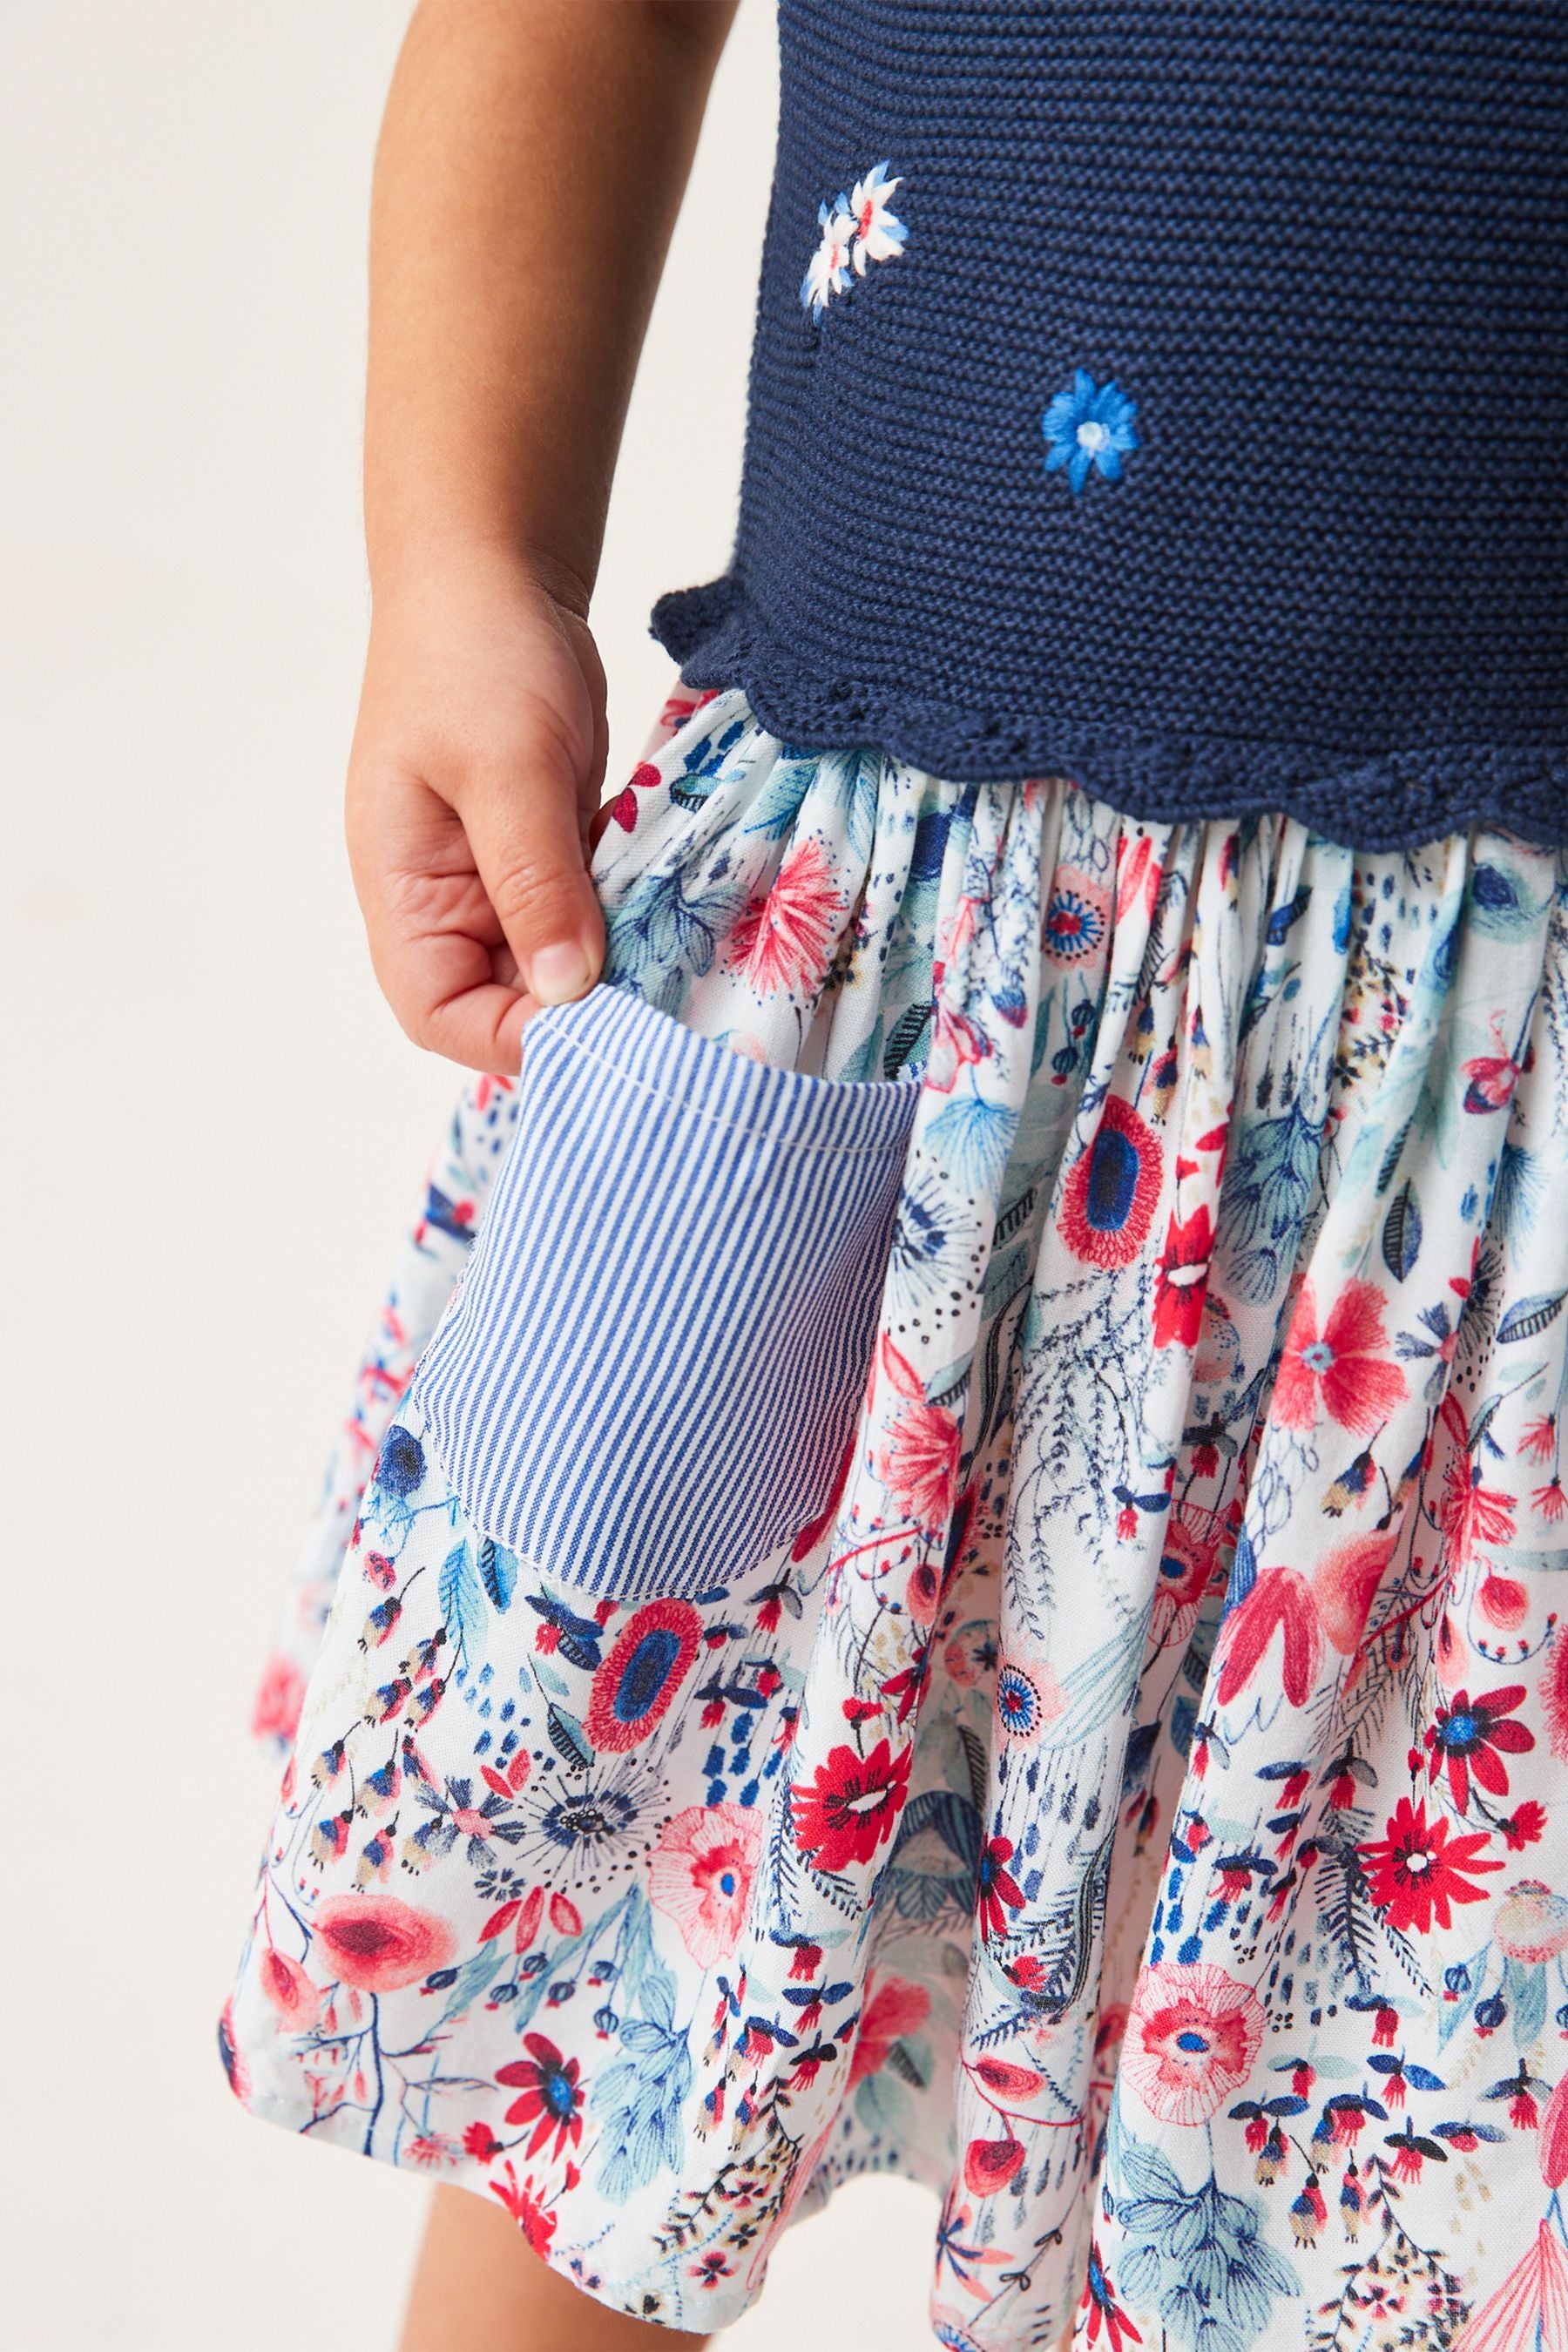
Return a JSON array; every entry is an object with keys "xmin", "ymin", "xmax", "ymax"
[{"xmin": 1043, "ymin": 369, "xmax": 1139, "ymax": 492}]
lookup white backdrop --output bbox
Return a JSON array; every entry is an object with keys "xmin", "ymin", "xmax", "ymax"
[{"xmin": 2, "ymin": 5, "xmax": 937, "ymax": 2345}]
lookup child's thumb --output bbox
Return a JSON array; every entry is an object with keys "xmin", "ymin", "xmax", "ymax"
[{"xmin": 465, "ymin": 739, "xmax": 605, "ymax": 1009}]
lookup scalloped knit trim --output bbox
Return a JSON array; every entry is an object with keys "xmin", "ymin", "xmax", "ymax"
[{"xmin": 650, "ymin": 577, "xmax": 1568, "ymax": 855}]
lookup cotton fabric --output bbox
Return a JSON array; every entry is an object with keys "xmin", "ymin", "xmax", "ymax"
[{"xmin": 231, "ymin": 684, "xmax": 1568, "ymax": 2349}]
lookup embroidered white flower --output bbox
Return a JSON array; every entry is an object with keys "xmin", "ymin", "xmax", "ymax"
[
  {"xmin": 848, "ymin": 162, "xmax": 908, "ymax": 273},
  {"xmin": 801, "ymin": 200, "xmax": 857, "ymax": 319},
  {"xmin": 799, "ymin": 159, "xmax": 907, "ymax": 317}
]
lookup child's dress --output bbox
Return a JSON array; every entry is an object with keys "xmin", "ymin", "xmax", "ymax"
[{"xmin": 226, "ymin": 6, "xmax": 1568, "ymax": 2347}]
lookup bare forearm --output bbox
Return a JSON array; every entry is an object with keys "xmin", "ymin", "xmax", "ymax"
[{"xmin": 365, "ymin": 0, "xmax": 738, "ymax": 609}]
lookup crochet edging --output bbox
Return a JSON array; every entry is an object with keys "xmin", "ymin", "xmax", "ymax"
[{"xmin": 650, "ymin": 577, "xmax": 1568, "ymax": 856}]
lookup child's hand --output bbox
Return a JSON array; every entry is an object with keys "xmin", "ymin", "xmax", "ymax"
[
  {"xmin": 345, "ymin": 0, "xmax": 737, "ymax": 1072},
  {"xmin": 345, "ymin": 548, "xmax": 610, "ymax": 1075}
]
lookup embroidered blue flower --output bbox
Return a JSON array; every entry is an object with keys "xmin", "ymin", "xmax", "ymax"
[
  {"xmin": 1042, "ymin": 369, "xmax": 1139, "ymax": 492},
  {"xmin": 800, "ymin": 161, "xmax": 907, "ymax": 317}
]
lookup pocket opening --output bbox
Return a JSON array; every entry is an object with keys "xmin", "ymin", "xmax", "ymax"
[{"xmin": 412, "ymin": 982, "xmax": 921, "ymax": 1600}]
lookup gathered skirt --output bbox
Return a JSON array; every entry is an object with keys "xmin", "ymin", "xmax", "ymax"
[{"xmin": 227, "ymin": 682, "xmax": 1568, "ymax": 2350}]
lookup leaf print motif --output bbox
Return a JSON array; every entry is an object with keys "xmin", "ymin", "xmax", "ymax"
[
  {"xmin": 1382, "ymin": 1179, "xmax": 1423, "ymax": 1281},
  {"xmin": 230, "ymin": 685, "xmax": 1568, "ymax": 2349},
  {"xmin": 1497, "ymin": 1289, "xmax": 1568, "ymax": 1343},
  {"xmin": 1112, "ymin": 2135, "xmax": 1299, "ymax": 2352},
  {"xmin": 439, "ymin": 1541, "xmax": 487, "ymax": 1666}
]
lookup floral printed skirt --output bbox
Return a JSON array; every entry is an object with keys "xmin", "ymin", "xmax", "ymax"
[{"xmin": 228, "ymin": 683, "xmax": 1568, "ymax": 2352}]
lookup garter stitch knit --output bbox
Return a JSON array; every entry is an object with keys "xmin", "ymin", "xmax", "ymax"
[{"xmin": 650, "ymin": 0, "xmax": 1568, "ymax": 850}]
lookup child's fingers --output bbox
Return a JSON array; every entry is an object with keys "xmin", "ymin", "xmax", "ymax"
[{"xmin": 457, "ymin": 728, "xmax": 606, "ymax": 1014}]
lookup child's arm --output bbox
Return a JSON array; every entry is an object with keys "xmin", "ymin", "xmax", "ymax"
[{"xmin": 347, "ymin": 0, "xmax": 740, "ymax": 1071}]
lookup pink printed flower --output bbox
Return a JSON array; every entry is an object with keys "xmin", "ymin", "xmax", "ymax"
[
  {"xmin": 1544, "ymin": 1632, "xmax": 1568, "ymax": 1763},
  {"xmin": 724, "ymin": 837, "xmax": 846, "ymax": 997},
  {"xmin": 1122, "ymin": 1963, "xmax": 1266, "ymax": 2126},
  {"xmin": 1478, "ymin": 1572, "xmax": 1530, "ymax": 1631},
  {"xmin": 1115, "ymin": 831, "xmax": 1163, "ymax": 926},
  {"xmin": 311, "ymin": 1894, "xmax": 456, "ymax": 1992},
  {"xmin": 1152, "ymin": 1517, "xmax": 1220, "ymax": 1644},
  {"xmin": 251, "ymin": 1653, "xmax": 305, "ymax": 1747},
  {"xmin": 1501, "ymin": 1801, "xmax": 1548, "ymax": 1852},
  {"xmin": 258, "ymin": 1946, "xmax": 321, "ymax": 2026},
  {"xmin": 648, "ymin": 1803, "xmax": 763, "ymax": 1966},
  {"xmin": 1312, "ymin": 1530, "xmax": 1397, "ymax": 1657},
  {"xmin": 1272, "ymin": 1280, "xmax": 1408, "ymax": 1436},
  {"xmin": 1457, "ymin": 2221, "xmax": 1568, "ymax": 2352},
  {"xmin": 603, "ymin": 759, "xmax": 663, "ymax": 834},
  {"xmin": 924, "ymin": 999, "xmax": 990, "ymax": 1094},
  {"xmin": 848, "ymin": 1976, "xmax": 932, "ymax": 2087},
  {"xmin": 871, "ymin": 1335, "xmax": 961, "ymax": 1529}
]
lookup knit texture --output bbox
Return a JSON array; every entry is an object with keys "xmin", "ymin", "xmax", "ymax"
[{"xmin": 652, "ymin": 0, "xmax": 1568, "ymax": 850}]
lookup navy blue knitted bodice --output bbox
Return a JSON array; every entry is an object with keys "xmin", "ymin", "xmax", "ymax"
[{"xmin": 650, "ymin": 1, "xmax": 1568, "ymax": 850}]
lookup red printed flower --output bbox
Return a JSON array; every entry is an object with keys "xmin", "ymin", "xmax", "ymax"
[
  {"xmin": 1272, "ymin": 1279, "xmax": 1408, "ymax": 1436},
  {"xmin": 725, "ymin": 837, "xmax": 847, "ymax": 997},
  {"xmin": 1502, "ymin": 1800, "xmax": 1548, "ymax": 1851},
  {"xmin": 584, "ymin": 1598, "xmax": 702, "ymax": 1754},
  {"xmin": 975, "ymin": 1835, "xmax": 1025, "ymax": 1941},
  {"xmin": 603, "ymin": 759, "xmax": 662, "ymax": 835},
  {"xmin": 488, "ymin": 2159, "xmax": 558, "ymax": 2254},
  {"xmin": 1441, "ymin": 1458, "xmax": 1519, "ymax": 1569},
  {"xmin": 312, "ymin": 1895, "xmax": 456, "ymax": 1992},
  {"xmin": 1424, "ymin": 1685, "xmax": 1534, "ymax": 1813},
  {"xmin": 495, "ymin": 2034, "xmax": 584, "ymax": 2160},
  {"xmin": 1058, "ymin": 1093, "xmax": 1162, "ymax": 1270},
  {"xmin": 1151, "ymin": 1204, "xmax": 1213, "ymax": 1349},
  {"xmin": 1359, "ymin": 1796, "xmax": 1504, "ymax": 1936},
  {"xmin": 790, "ymin": 1737, "xmax": 912, "ymax": 1875},
  {"xmin": 1436, "ymin": 1395, "xmax": 1517, "ymax": 1568},
  {"xmin": 848, "ymin": 1976, "xmax": 932, "ymax": 2087},
  {"xmin": 1215, "ymin": 1567, "xmax": 1321, "ymax": 1709},
  {"xmin": 1122, "ymin": 1962, "xmax": 1265, "ymax": 2126},
  {"xmin": 1080, "ymin": 2240, "xmax": 1143, "ymax": 2351}
]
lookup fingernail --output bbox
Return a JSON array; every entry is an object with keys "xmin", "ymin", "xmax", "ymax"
[{"xmin": 528, "ymin": 942, "xmax": 593, "ymax": 1005}]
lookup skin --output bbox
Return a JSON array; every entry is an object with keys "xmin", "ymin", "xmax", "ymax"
[
  {"xmin": 360, "ymin": 3, "xmax": 738, "ymax": 2341},
  {"xmin": 401, "ymin": 2184, "xmax": 712, "ymax": 2352},
  {"xmin": 350, "ymin": 0, "xmax": 740, "ymax": 1076},
  {"xmin": 350, "ymin": 14, "xmax": 1080, "ymax": 2345}
]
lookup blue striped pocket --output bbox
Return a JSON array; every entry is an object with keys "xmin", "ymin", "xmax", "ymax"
[{"xmin": 410, "ymin": 983, "xmax": 921, "ymax": 1600}]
